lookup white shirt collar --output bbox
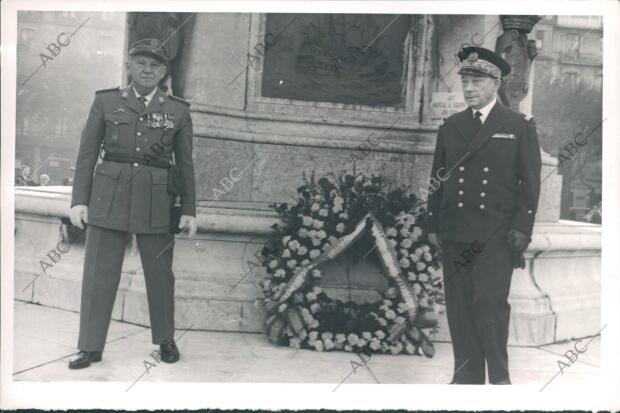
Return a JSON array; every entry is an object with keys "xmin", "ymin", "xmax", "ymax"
[
  {"xmin": 472, "ymin": 97, "xmax": 497, "ymax": 124},
  {"xmin": 132, "ymin": 85, "xmax": 158, "ymax": 107}
]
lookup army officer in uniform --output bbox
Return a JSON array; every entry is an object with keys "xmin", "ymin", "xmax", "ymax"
[
  {"xmin": 68, "ymin": 38, "xmax": 197, "ymax": 369},
  {"xmin": 426, "ymin": 47, "xmax": 541, "ymax": 384}
]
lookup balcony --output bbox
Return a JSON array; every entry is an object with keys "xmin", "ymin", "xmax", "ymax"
[{"xmin": 558, "ymin": 51, "xmax": 602, "ymax": 66}]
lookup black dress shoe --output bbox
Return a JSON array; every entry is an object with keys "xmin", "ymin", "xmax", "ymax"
[
  {"xmin": 68, "ymin": 350, "xmax": 102, "ymax": 369},
  {"xmin": 493, "ymin": 379, "xmax": 512, "ymax": 385},
  {"xmin": 160, "ymin": 339, "xmax": 180, "ymax": 363}
]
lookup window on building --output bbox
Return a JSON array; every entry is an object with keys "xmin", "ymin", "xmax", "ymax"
[
  {"xmin": 535, "ymin": 30, "xmax": 545, "ymax": 50},
  {"xmin": 260, "ymin": 13, "xmax": 412, "ymax": 107},
  {"xmin": 565, "ymin": 33, "xmax": 581, "ymax": 54},
  {"xmin": 97, "ymin": 36, "xmax": 114, "ymax": 56},
  {"xmin": 19, "ymin": 28, "xmax": 36, "ymax": 49},
  {"xmin": 563, "ymin": 71, "xmax": 578, "ymax": 85}
]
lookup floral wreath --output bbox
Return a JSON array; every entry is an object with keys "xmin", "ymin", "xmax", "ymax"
[{"xmin": 256, "ymin": 172, "xmax": 444, "ymax": 356}]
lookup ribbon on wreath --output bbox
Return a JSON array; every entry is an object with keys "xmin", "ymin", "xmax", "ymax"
[{"xmin": 263, "ymin": 212, "xmax": 437, "ymax": 354}]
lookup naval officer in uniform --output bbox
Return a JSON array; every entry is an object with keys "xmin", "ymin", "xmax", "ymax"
[
  {"xmin": 68, "ymin": 38, "xmax": 197, "ymax": 369},
  {"xmin": 426, "ymin": 46, "xmax": 542, "ymax": 384}
]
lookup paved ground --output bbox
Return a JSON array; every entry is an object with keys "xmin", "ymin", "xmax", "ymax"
[{"xmin": 12, "ymin": 300, "xmax": 600, "ymax": 389}]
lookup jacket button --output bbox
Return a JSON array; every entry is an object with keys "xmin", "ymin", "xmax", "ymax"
[
  {"xmin": 458, "ymin": 190, "xmax": 464, "ymax": 195},
  {"xmin": 133, "ymin": 162, "xmax": 139, "ymax": 167},
  {"xmin": 528, "ymin": 209, "xmax": 533, "ymax": 214},
  {"xmin": 480, "ymin": 204, "xmax": 485, "ymax": 209},
  {"xmin": 459, "ymin": 166, "xmax": 465, "ymax": 171},
  {"xmin": 139, "ymin": 117, "xmax": 144, "ymax": 122},
  {"xmin": 483, "ymin": 167, "xmax": 489, "ymax": 172},
  {"xmin": 428, "ymin": 212, "xmax": 433, "ymax": 216},
  {"xmin": 482, "ymin": 179, "xmax": 488, "ymax": 185},
  {"xmin": 137, "ymin": 131, "xmax": 142, "ymax": 136},
  {"xmin": 457, "ymin": 202, "xmax": 463, "ymax": 208},
  {"xmin": 458, "ymin": 178, "xmax": 464, "ymax": 183},
  {"xmin": 480, "ymin": 192, "xmax": 486, "ymax": 197},
  {"xmin": 114, "ymin": 121, "xmax": 119, "ymax": 125},
  {"xmin": 136, "ymin": 147, "xmax": 141, "ymax": 152}
]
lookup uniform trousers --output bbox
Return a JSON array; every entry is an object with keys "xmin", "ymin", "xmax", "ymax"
[
  {"xmin": 77, "ymin": 224, "xmax": 176, "ymax": 351},
  {"xmin": 441, "ymin": 239, "xmax": 514, "ymax": 384}
]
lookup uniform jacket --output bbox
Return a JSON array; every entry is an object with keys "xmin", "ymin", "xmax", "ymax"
[
  {"xmin": 426, "ymin": 101, "xmax": 541, "ymax": 243},
  {"xmin": 71, "ymin": 86, "xmax": 196, "ymax": 234}
]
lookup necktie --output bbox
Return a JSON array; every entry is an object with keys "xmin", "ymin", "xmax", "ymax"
[
  {"xmin": 473, "ymin": 110, "xmax": 483, "ymax": 132},
  {"xmin": 137, "ymin": 96, "xmax": 147, "ymax": 112}
]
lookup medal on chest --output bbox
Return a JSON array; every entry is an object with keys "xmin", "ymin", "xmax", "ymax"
[{"xmin": 147, "ymin": 112, "xmax": 175, "ymax": 130}]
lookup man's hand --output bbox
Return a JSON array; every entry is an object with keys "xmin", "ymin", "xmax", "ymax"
[
  {"xmin": 508, "ymin": 228, "xmax": 530, "ymax": 269},
  {"xmin": 179, "ymin": 215, "xmax": 197, "ymax": 238},
  {"xmin": 69, "ymin": 205, "xmax": 88, "ymax": 229},
  {"xmin": 428, "ymin": 232, "xmax": 443, "ymax": 250}
]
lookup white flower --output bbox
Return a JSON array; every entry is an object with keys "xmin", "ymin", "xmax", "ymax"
[
  {"xmin": 313, "ymin": 195, "xmax": 323, "ymax": 202},
  {"xmin": 415, "ymin": 248, "xmax": 423, "ymax": 256},
  {"xmin": 309, "ymin": 230, "xmax": 317, "ymax": 238},
  {"xmin": 347, "ymin": 333, "xmax": 359, "ymax": 345},
  {"xmin": 375, "ymin": 330, "xmax": 386, "ymax": 339},
  {"xmin": 313, "ymin": 220, "xmax": 325, "ymax": 229},
  {"xmin": 324, "ymin": 339, "xmax": 335, "ymax": 350},
  {"xmin": 400, "ymin": 227, "xmax": 410, "ymax": 237},
  {"xmin": 413, "ymin": 284, "xmax": 422, "ymax": 293},
  {"xmin": 314, "ymin": 340, "xmax": 324, "ymax": 351},
  {"xmin": 395, "ymin": 316, "xmax": 406, "ymax": 324},
  {"xmin": 411, "ymin": 226, "xmax": 423, "ymax": 239},
  {"xmin": 422, "ymin": 245, "xmax": 431, "ymax": 253},
  {"xmin": 399, "ymin": 257, "xmax": 411, "ymax": 269},
  {"xmin": 418, "ymin": 273, "xmax": 429, "ymax": 282},
  {"xmin": 405, "ymin": 342, "xmax": 416, "ymax": 354},
  {"xmin": 333, "ymin": 196, "xmax": 344, "ymax": 205},
  {"xmin": 298, "ymin": 228, "xmax": 309, "ymax": 238},
  {"xmin": 306, "ymin": 292, "xmax": 317, "ymax": 301},
  {"xmin": 362, "ymin": 331, "xmax": 372, "ymax": 340},
  {"xmin": 302, "ymin": 216, "xmax": 314, "ymax": 226},
  {"xmin": 317, "ymin": 230, "xmax": 327, "ymax": 239},
  {"xmin": 286, "ymin": 259, "xmax": 297, "ymax": 268},
  {"xmin": 301, "ymin": 259, "xmax": 310, "ymax": 265},
  {"xmin": 336, "ymin": 223, "xmax": 345, "ymax": 233},
  {"xmin": 410, "ymin": 253, "xmax": 419, "ymax": 262},
  {"xmin": 321, "ymin": 332, "xmax": 334, "ymax": 341},
  {"xmin": 282, "ymin": 235, "xmax": 291, "ymax": 245},
  {"xmin": 335, "ymin": 334, "xmax": 346, "ymax": 343},
  {"xmin": 269, "ymin": 260, "xmax": 278, "ymax": 269},
  {"xmin": 407, "ymin": 272, "xmax": 417, "ymax": 282},
  {"xmin": 369, "ymin": 339, "xmax": 381, "ymax": 350},
  {"xmin": 420, "ymin": 297, "xmax": 429, "ymax": 307},
  {"xmin": 298, "ymin": 329, "xmax": 308, "ymax": 340},
  {"xmin": 416, "ymin": 261, "xmax": 426, "ymax": 271},
  {"xmin": 338, "ymin": 213, "xmax": 349, "ymax": 220},
  {"xmin": 319, "ymin": 209, "xmax": 328, "ymax": 217},
  {"xmin": 312, "ymin": 269, "xmax": 322, "ymax": 278},
  {"xmin": 401, "ymin": 238, "xmax": 413, "ymax": 249},
  {"xmin": 388, "ymin": 239, "xmax": 398, "ymax": 248},
  {"xmin": 288, "ymin": 240, "xmax": 300, "ymax": 251},
  {"xmin": 309, "ymin": 319, "xmax": 319, "ymax": 329},
  {"xmin": 386, "ymin": 227, "xmax": 398, "ymax": 237},
  {"xmin": 378, "ymin": 317, "xmax": 387, "ymax": 326},
  {"xmin": 289, "ymin": 338, "xmax": 301, "ymax": 349},
  {"xmin": 274, "ymin": 269, "xmax": 286, "ymax": 278},
  {"xmin": 344, "ymin": 344, "xmax": 353, "ymax": 352},
  {"xmin": 309, "ymin": 330, "xmax": 319, "ymax": 340},
  {"xmin": 282, "ymin": 249, "xmax": 291, "ymax": 258},
  {"xmin": 309, "ymin": 249, "xmax": 321, "ymax": 259},
  {"xmin": 311, "ymin": 203, "xmax": 320, "ymax": 212},
  {"xmin": 297, "ymin": 246, "xmax": 308, "ymax": 256},
  {"xmin": 310, "ymin": 303, "xmax": 321, "ymax": 313},
  {"xmin": 423, "ymin": 252, "xmax": 433, "ymax": 262},
  {"xmin": 332, "ymin": 204, "xmax": 343, "ymax": 213},
  {"xmin": 311, "ymin": 238, "xmax": 322, "ymax": 247}
]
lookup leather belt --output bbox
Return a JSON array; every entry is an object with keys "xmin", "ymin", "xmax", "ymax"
[{"xmin": 103, "ymin": 153, "xmax": 172, "ymax": 169}]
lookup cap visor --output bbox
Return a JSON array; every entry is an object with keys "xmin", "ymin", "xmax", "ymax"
[{"xmin": 457, "ymin": 67, "xmax": 497, "ymax": 78}]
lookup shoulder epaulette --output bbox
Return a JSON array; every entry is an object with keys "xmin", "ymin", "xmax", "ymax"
[
  {"xmin": 168, "ymin": 94, "xmax": 190, "ymax": 106},
  {"xmin": 95, "ymin": 86, "xmax": 120, "ymax": 95}
]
